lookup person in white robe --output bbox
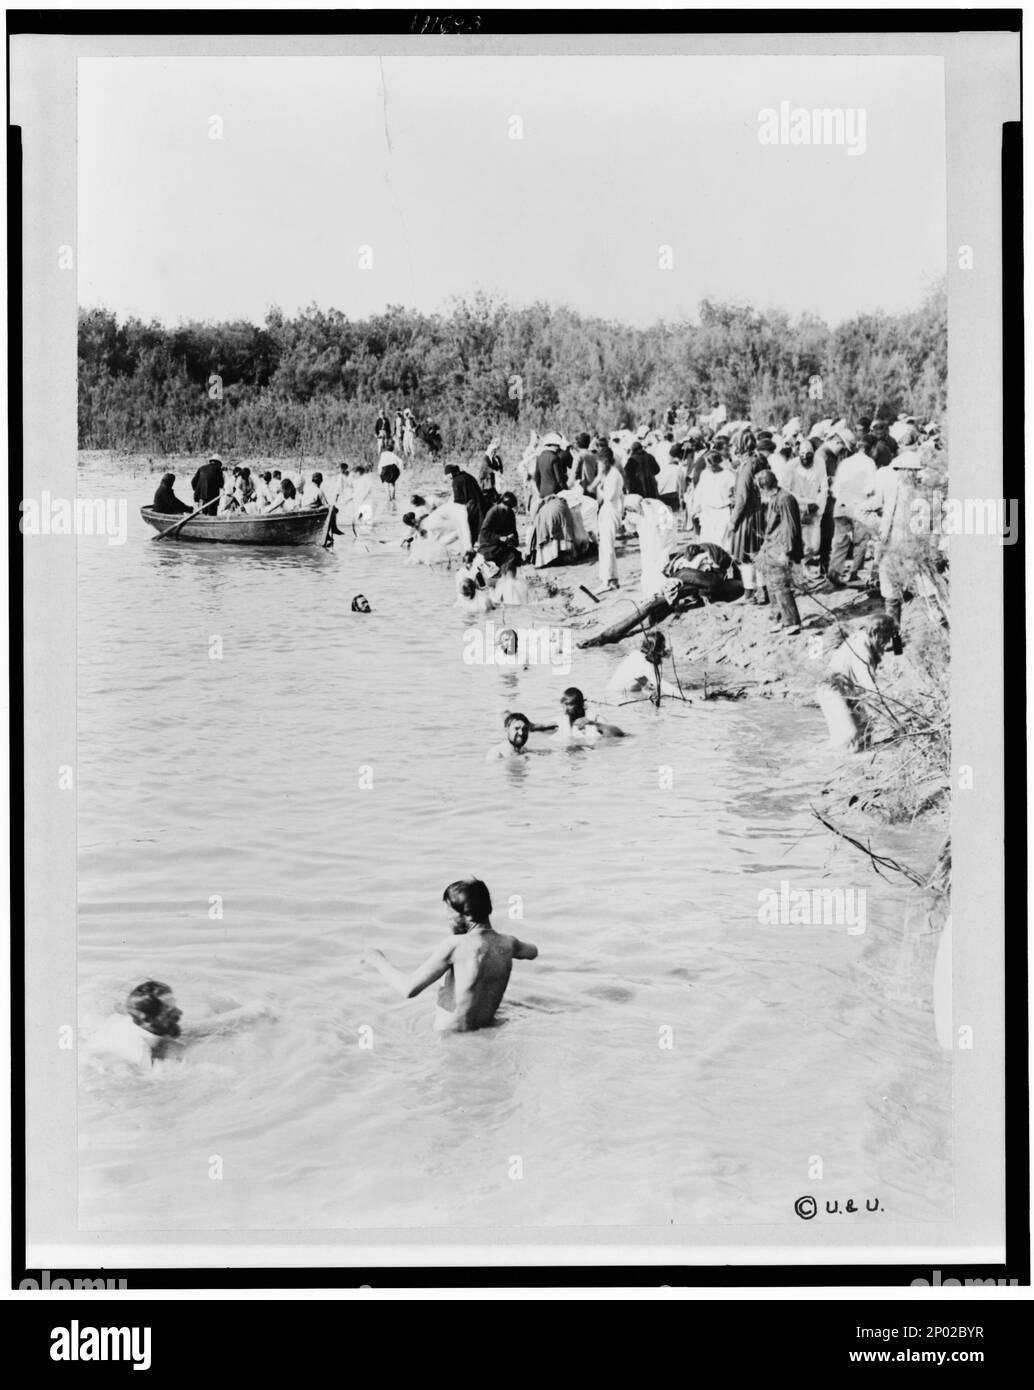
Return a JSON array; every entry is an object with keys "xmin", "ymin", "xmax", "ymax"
[{"xmin": 596, "ymin": 451, "xmax": 624, "ymax": 587}]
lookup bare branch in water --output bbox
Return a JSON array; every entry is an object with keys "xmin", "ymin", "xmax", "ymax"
[{"xmin": 809, "ymin": 806, "xmax": 928, "ymax": 887}]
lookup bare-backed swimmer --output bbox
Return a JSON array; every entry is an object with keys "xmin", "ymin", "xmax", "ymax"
[
  {"xmin": 605, "ymin": 630, "xmax": 684, "ymax": 699},
  {"xmin": 553, "ymin": 687, "xmax": 626, "ymax": 742},
  {"xmin": 366, "ymin": 878, "xmax": 538, "ymax": 1032}
]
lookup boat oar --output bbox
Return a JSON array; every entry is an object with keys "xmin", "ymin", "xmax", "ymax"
[{"xmin": 153, "ymin": 494, "xmax": 219, "ymax": 541}]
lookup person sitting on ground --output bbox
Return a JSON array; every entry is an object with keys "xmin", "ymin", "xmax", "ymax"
[
  {"xmin": 553, "ymin": 686, "xmax": 626, "ymax": 742},
  {"xmin": 152, "ymin": 472, "xmax": 192, "ymax": 515},
  {"xmin": 351, "ymin": 593, "xmax": 372, "ymax": 613},
  {"xmin": 605, "ymin": 630, "xmax": 684, "ymax": 699},
  {"xmin": 87, "ymin": 980, "xmax": 272, "ymax": 1070},
  {"xmin": 486, "ymin": 710, "xmax": 533, "ymax": 760},
  {"xmin": 366, "ymin": 877, "xmax": 538, "ymax": 1032},
  {"xmin": 814, "ymin": 613, "xmax": 898, "ymax": 751}
]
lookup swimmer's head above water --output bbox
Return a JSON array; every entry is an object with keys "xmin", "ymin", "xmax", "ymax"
[
  {"xmin": 351, "ymin": 594, "xmax": 372, "ymax": 613},
  {"xmin": 127, "ymin": 980, "xmax": 182, "ymax": 1039},
  {"xmin": 561, "ymin": 687, "xmax": 587, "ymax": 721},
  {"xmin": 497, "ymin": 628, "xmax": 518, "ymax": 656},
  {"xmin": 640, "ymin": 630, "xmax": 667, "ymax": 664},
  {"xmin": 503, "ymin": 711, "xmax": 530, "ymax": 750},
  {"xmin": 443, "ymin": 877, "xmax": 493, "ymax": 934}
]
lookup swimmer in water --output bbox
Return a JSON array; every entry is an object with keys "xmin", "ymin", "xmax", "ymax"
[
  {"xmin": 605, "ymin": 630, "xmax": 685, "ymax": 700},
  {"xmin": 86, "ymin": 980, "xmax": 271, "ymax": 1070},
  {"xmin": 366, "ymin": 877, "xmax": 538, "ymax": 1033},
  {"xmin": 455, "ymin": 577, "xmax": 494, "ymax": 613},
  {"xmin": 351, "ymin": 593, "xmax": 372, "ymax": 613},
  {"xmin": 485, "ymin": 710, "xmax": 532, "ymax": 760},
  {"xmin": 553, "ymin": 686, "xmax": 626, "ymax": 742}
]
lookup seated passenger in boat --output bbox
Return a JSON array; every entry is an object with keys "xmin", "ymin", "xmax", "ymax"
[
  {"xmin": 274, "ymin": 478, "xmax": 300, "ymax": 513},
  {"xmin": 234, "ymin": 467, "xmax": 256, "ymax": 510},
  {"xmin": 301, "ymin": 472, "xmax": 328, "ymax": 509},
  {"xmin": 218, "ymin": 466, "xmax": 243, "ymax": 513},
  {"xmin": 152, "ymin": 472, "xmax": 192, "ymax": 515},
  {"xmin": 253, "ymin": 472, "xmax": 274, "ymax": 510}
]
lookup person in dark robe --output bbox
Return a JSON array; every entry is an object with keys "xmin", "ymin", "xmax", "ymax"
[
  {"xmin": 728, "ymin": 451, "xmax": 768, "ymax": 602},
  {"xmin": 533, "ymin": 435, "xmax": 571, "ymax": 499},
  {"xmin": 445, "ymin": 464, "xmax": 485, "ymax": 545},
  {"xmin": 152, "ymin": 472, "xmax": 192, "ymax": 515},
  {"xmin": 756, "ymin": 469, "xmax": 804, "ymax": 634},
  {"xmin": 477, "ymin": 491, "xmax": 522, "ymax": 568},
  {"xmin": 623, "ymin": 441, "xmax": 660, "ymax": 500},
  {"xmin": 190, "ymin": 455, "xmax": 225, "ymax": 507},
  {"xmin": 870, "ymin": 419, "xmax": 900, "ymax": 470}
]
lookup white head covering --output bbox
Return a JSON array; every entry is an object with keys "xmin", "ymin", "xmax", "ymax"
[{"xmin": 538, "ymin": 431, "xmax": 568, "ymax": 450}]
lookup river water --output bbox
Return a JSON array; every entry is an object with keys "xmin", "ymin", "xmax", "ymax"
[{"xmin": 76, "ymin": 456, "xmax": 951, "ymax": 1233}]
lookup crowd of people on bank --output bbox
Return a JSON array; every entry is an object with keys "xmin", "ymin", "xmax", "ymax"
[{"xmin": 152, "ymin": 400, "xmax": 942, "ymax": 752}]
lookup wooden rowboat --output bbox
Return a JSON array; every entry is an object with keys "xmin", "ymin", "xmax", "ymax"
[{"xmin": 140, "ymin": 505, "xmax": 330, "ymax": 546}]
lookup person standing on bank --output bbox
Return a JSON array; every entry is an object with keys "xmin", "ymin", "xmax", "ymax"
[{"xmin": 756, "ymin": 468, "xmax": 804, "ymax": 634}]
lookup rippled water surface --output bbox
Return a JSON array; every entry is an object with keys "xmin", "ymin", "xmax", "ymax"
[{"xmin": 77, "ymin": 457, "xmax": 951, "ymax": 1232}]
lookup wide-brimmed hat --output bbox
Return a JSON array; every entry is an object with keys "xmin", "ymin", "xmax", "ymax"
[
  {"xmin": 538, "ymin": 431, "xmax": 567, "ymax": 450},
  {"xmin": 208, "ymin": 453, "xmax": 223, "ymax": 465}
]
